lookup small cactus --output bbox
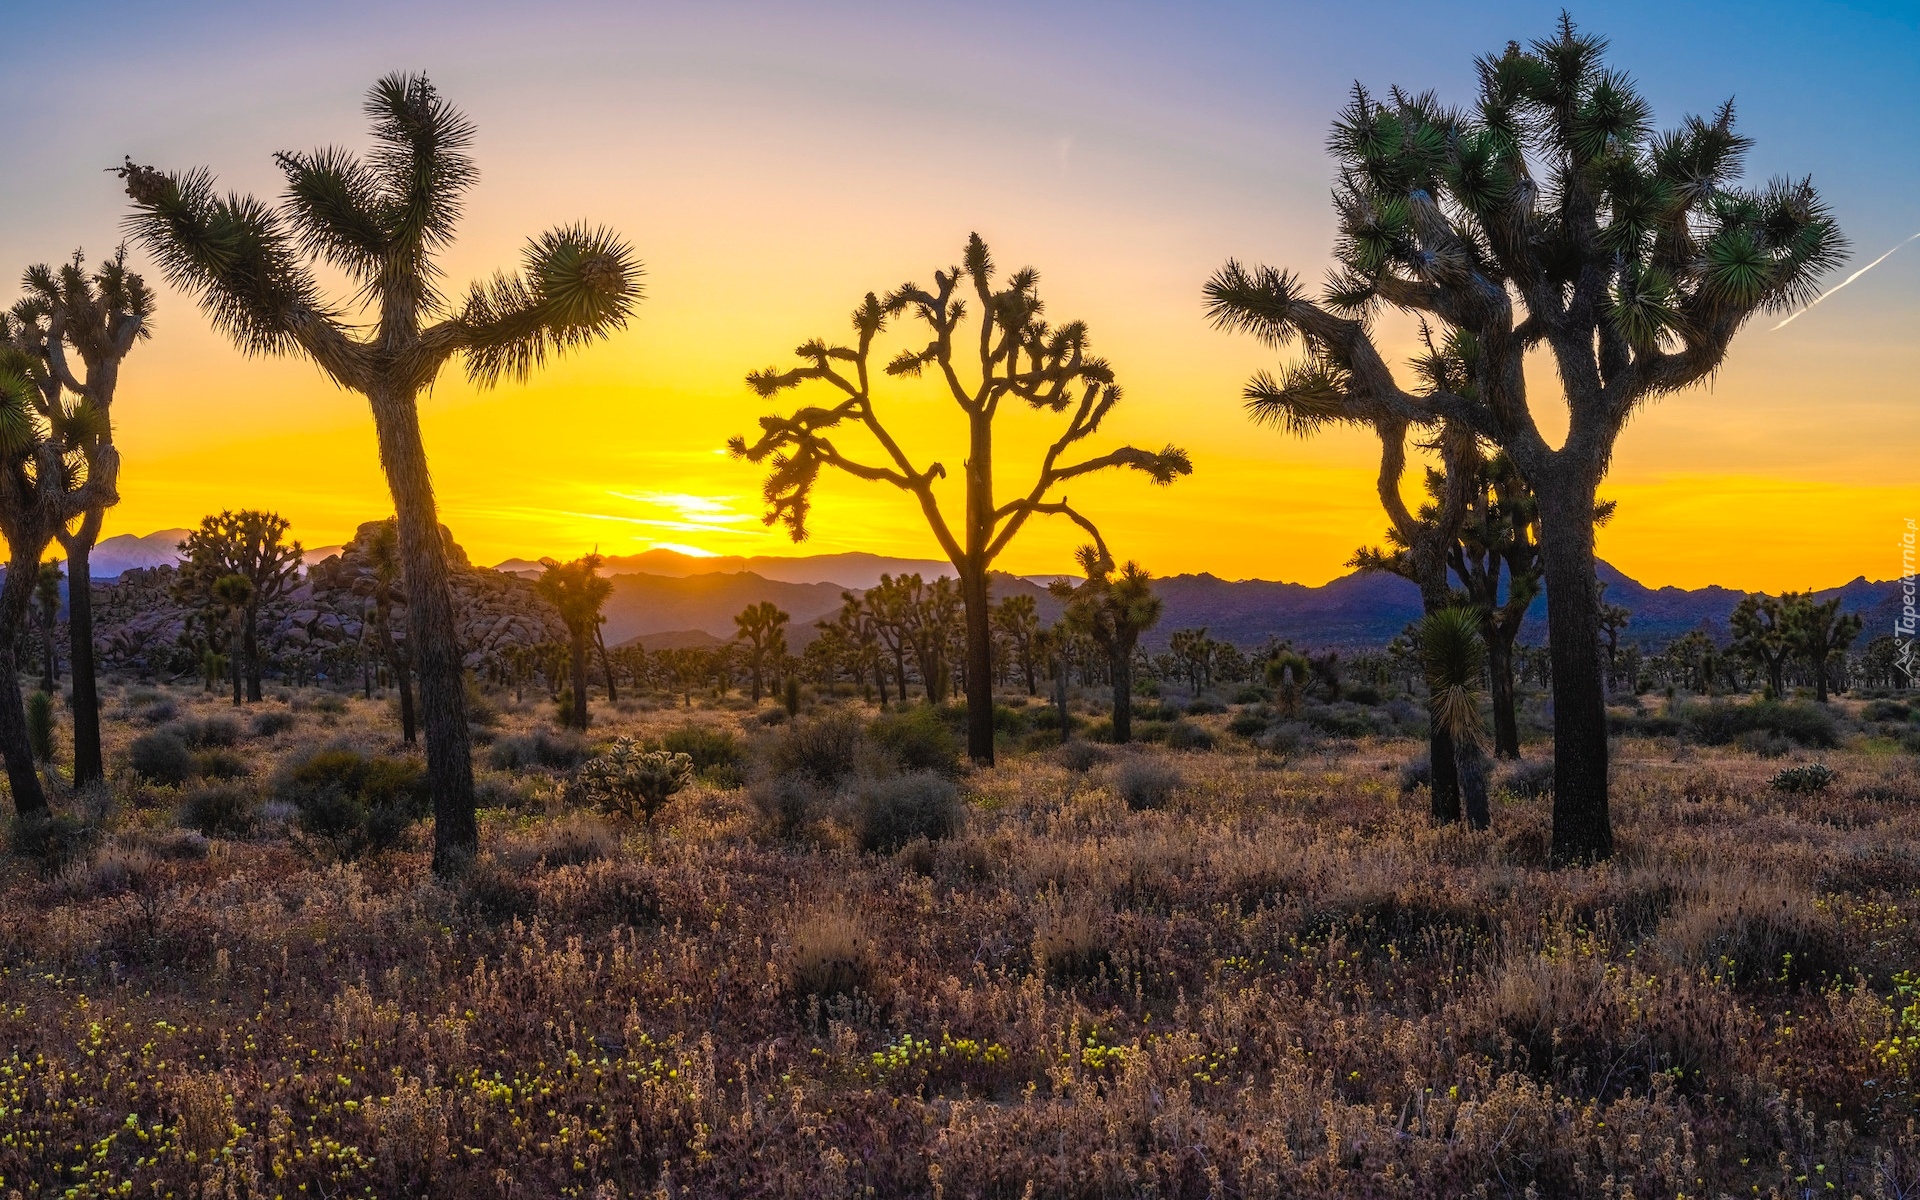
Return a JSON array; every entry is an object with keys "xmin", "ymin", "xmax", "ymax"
[
  {"xmin": 576, "ymin": 737, "xmax": 693, "ymax": 824},
  {"xmin": 1768, "ymin": 762, "xmax": 1833, "ymax": 794}
]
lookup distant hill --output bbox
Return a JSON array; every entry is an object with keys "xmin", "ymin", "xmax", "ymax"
[
  {"xmin": 85, "ymin": 529, "xmax": 191, "ymax": 578},
  {"xmin": 495, "ymin": 549, "xmax": 954, "ymax": 590}
]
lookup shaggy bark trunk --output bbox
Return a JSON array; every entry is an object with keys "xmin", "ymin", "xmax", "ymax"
[
  {"xmin": 0, "ymin": 549, "xmax": 50, "ymax": 817},
  {"xmin": 394, "ymin": 646, "xmax": 417, "ymax": 745},
  {"xmin": 1457, "ymin": 736, "xmax": 1491, "ymax": 831},
  {"xmin": 66, "ymin": 541, "xmax": 103, "ymax": 787},
  {"xmin": 1110, "ymin": 638, "xmax": 1134, "ymax": 745},
  {"xmin": 243, "ymin": 604, "xmax": 263, "ymax": 702},
  {"xmin": 1488, "ymin": 630, "xmax": 1520, "ymax": 759},
  {"xmin": 568, "ymin": 630, "xmax": 590, "ymax": 729},
  {"xmin": 1428, "ymin": 722, "xmax": 1461, "ymax": 824},
  {"xmin": 962, "ymin": 565, "xmax": 994, "ymax": 765},
  {"xmin": 370, "ymin": 385, "xmax": 475, "ymax": 873},
  {"xmin": 229, "ymin": 628, "xmax": 243, "ymax": 706},
  {"xmin": 871, "ymin": 658, "xmax": 889, "ymax": 706},
  {"xmin": 1814, "ymin": 655, "xmax": 1830, "ymax": 703},
  {"xmin": 1538, "ymin": 472, "xmax": 1612, "ymax": 865}
]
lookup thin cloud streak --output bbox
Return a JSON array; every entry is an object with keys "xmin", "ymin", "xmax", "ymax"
[{"xmin": 1772, "ymin": 231, "xmax": 1920, "ymax": 329}]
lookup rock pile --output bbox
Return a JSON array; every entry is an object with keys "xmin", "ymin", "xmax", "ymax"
[{"xmin": 88, "ymin": 521, "xmax": 567, "ymax": 680}]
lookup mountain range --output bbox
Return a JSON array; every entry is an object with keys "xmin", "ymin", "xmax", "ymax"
[{"xmin": 73, "ymin": 534, "xmax": 1907, "ymax": 652}]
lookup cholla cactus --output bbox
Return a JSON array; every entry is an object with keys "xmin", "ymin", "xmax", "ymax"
[{"xmin": 577, "ymin": 737, "xmax": 693, "ymax": 824}]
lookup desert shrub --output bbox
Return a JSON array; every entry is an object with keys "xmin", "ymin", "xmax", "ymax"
[
  {"xmin": 274, "ymin": 748, "xmax": 429, "ymax": 859},
  {"xmin": 464, "ymin": 676, "xmax": 499, "ymax": 727},
  {"xmin": 856, "ymin": 772, "xmax": 963, "ymax": 853},
  {"xmin": 1228, "ymin": 708, "xmax": 1270, "ymax": 738},
  {"xmin": 127, "ymin": 730, "xmax": 195, "ymax": 787},
  {"xmin": 192, "ymin": 748, "xmax": 252, "ymax": 780},
  {"xmin": 499, "ymin": 814, "xmax": 617, "ymax": 871},
  {"xmin": 474, "ymin": 774, "xmax": 539, "ymax": 811},
  {"xmin": 1862, "ymin": 699, "xmax": 1911, "ymax": 722},
  {"xmin": 756, "ymin": 706, "xmax": 789, "ymax": 726},
  {"xmin": 1185, "ymin": 697, "xmax": 1227, "ymax": 716},
  {"xmin": 9, "ymin": 811, "xmax": 95, "ymax": 874},
  {"xmin": 1770, "ymin": 762, "xmax": 1835, "ymax": 793},
  {"xmin": 1684, "ymin": 700, "xmax": 1837, "ymax": 748},
  {"xmin": 457, "ymin": 857, "xmax": 540, "ymax": 922},
  {"xmin": 1347, "ymin": 683, "xmax": 1383, "ymax": 705},
  {"xmin": 1499, "ymin": 758, "xmax": 1556, "ymax": 799},
  {"xmin": 58, "ymin": 844, "xmax": 157, "ymax": 901},
  {"xmin": 135, "ymin": 828, "xmax": 211, "ymax": 861},
  {"xmin": 249, "ymin": 709, "xmax": 296, "ymax": 738},
  {"xmin": 304, "ymin": 692, "xmax": 348, "ymax": 715},
  {"xmin": 1303, "ymin": 704, "xmax": 1376, "ymax": 737},
  {"xmin": 1737, "ymin": 730, "xmax": 1793, "ymax": 758},
  {"xmin": 868, "ymin": 706, "xmax": 961, "ymax": 775},
  {"xmin": 991, "ymin": 704, "xmax": 1031, "ymax": 735},
  {"xmin": 1906, "ymin": 729, "xmax": 1920, "ymax": 755},
  {"xmin": 787, "ymin": 907, "xmax": 880, "ymax": 1009},
  {"xmin": 1057, "ymin": 741, "xmax": 1109, "ymax": 773},
  {"xmin": 1033, "ymin": 903, "xmax": 1110, "ymax": 984},
  {"xmin": 1232, "ymin": 686, "xmax": 1267, "ymax": 704},
  {"xmin": 768, "ymin": 711, "xmax": 867, "ymax": 788},
  {"xmin": 1135, "ymin": 700, "xmax": 1183, "ymax": 722},
  {"xmin": 1659, "ymin": 883, "xmax": 1847, "ymax": 990},
  {"xmin": 575, "ymin": 739, "xmax": 693, "ymax": 824},
  {"xmin": 1399, "ymin": 754, "xmax": 1432, "ymax": 792},
  {"xmin": 488, "ymin": 727, "xmax": 589, "ymax": 771},
  {"xmin": 179, "ymin": 784, "xmax": 259, "ymax": 838},
  {"xmin": 661, "ymin": 724, "xmax": 741, "ymax": 776},
  {"xmin": 1608, "ymin": 711, "xmax": 1681, "ymax": 737},
  {"xmin": 1115, "ymin": 758, "xmax": 1181, "ymax": 811},
  {"xmin": 175, "ymin": 716, "xmax": 241, "ymax": 748},
  {"xmin": 138, "ymin": 699, "xmax": 179, "ymax": 725},
  {"xmin": 26, "ymin": 691, "xmax": 54, "ymax": 762},
  {"xmin": 750, "ymin": 774, "xmax": 822, "ymax": 840},
  {"xmin": 1164, "ymin": 720, "xmax": 1215, "ymax": 751}
]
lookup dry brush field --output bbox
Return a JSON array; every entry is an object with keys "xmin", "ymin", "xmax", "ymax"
[{"xmin": 4, "ymin": 682, "xmax": 1920, "ymax": 1199}]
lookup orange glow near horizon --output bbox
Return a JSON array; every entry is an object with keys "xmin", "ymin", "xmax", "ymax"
[{"xmin": 12, "ymin": 7, "xmax": 1914, "ymax": 594}]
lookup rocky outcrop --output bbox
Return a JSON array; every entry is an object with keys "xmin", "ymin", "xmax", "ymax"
[{"xmin": 90, "ymin": 521, "xmax": 567, "ymax": 680}]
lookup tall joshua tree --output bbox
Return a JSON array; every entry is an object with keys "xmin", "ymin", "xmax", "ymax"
[
  {"xmin": 10, "ymin": 250, "xmax": 151, "ymax": 785},
  {"xmin": 179, "ymin": 510, "xmax": 303, "ymax": 702},
  {"xmin": 536, "ymin": 553, "xmax": 613, "ymax": 730},
  {"xmin": 992, "ymin": 593, "xmax": 1041, "ymax": 696},
  {"xmin": 732, "ymin": 600, "xmax": 790, "ymax": 703},
  {"xmin": 1053, "ymin": 546, "xmax": 1162, "ymax": 744},
  {"xmin": 1206, "ymin": 19, "xmax": 1843, "ymax": 862},
  {"xmin": 121, "ymin": 74, "xmax": 642, "ymax": 871},
  {"xmin": 732, "ymin": 234, "xmax": 1190, "ymax": 764},
  {"xmin": 1730, "ymin": 593, "xmax": 1794, "ymax": 700}
]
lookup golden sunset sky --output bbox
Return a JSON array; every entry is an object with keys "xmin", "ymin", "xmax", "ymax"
[{"xmin": 4, "ymin": 1, "xmax": 1914, "ymax": 590}]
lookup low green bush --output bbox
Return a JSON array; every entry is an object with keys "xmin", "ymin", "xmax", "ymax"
[
  {"xmin": 1683, "ymin": 700, "xmax": 1837, "ymax": 749},
  {"xmin": 855, "ymin": 772, "xmax": 964, "ymax": 853},
  {"xmin": 275, "ymin": 748, "xmax": 430, "ymax": 859},
  {"xmin": 868, "ymin": 706, "xmax": 961, "ymax": 775},
  {"xmin": 127, "ymin": 731, "xmax": 195, "ymax": 787}
]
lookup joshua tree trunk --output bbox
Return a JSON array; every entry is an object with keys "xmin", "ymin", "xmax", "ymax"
[
  {"xmin": 596, "ymin": 627, "xmax": 618, "ymax": 704},
  {"xmin": 243, "ymin": 604, "xmax": 263, "ymax": 702},
  {"xmin": 1428, "ymin": 722, "xmax": 1461, "ymax": 824},
  {"xmin": 1488, "ymin": 631, "xmax": 1520, "ymax": 759},
  {"xmin": 961, "ymin": 563, "xmax": 995, "ymax": 764},
  {"xmin": 1537, "ymin": 473, "xmax": 1611, "ymax": 865},
  {"xmin": 568, "ymin": 630, "xmax": 590, "ymax": 729},
  {"xmin": 369, "ymin": 385, "xmax": 475, "ymax": 872},
  {"xmin": 1111, "ymin": 646, "xmax": 1134, "ymax": 744},
  {"xmin": 1813, "ymin": 656, "xmax": 1830, "ymax": 703},
  {"xmin": 0, "ymin": 549, "xmax": 50, "ymax": 818},
  {"xmin": 229, "ymin": 629, "xmax": 243, "ymax": 706},
  {"xmin": 1457, "ymin": 737, "xmax": 1491, "ymax": 831},
  {"xmin": 871, "ymin": 659, "xmax": 889, "ymax": 706},
  {"xmin": 64, "ymin": 540, "xmax": 104, "ymax": 787}
]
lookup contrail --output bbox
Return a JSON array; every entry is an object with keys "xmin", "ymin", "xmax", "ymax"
[{"xmin": 1773, "ymin": 230, "xmax": 1920, "ymax": 329}]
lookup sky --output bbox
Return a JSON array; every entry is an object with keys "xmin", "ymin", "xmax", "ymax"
[{"xmin": 1, "ymin": 0, "xmax": 1914, "ymax": 590}]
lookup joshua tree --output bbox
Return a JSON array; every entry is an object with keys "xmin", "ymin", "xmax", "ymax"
[
  {"xmin": 178, "ymin": 509, "xmax": 303, "ymax": 702},
  {"xmin": 537, "ymin": 553, "xmax": 613, "ymax": 730},
  {"xmin": 824, "ymin": 592, "xmax": 888, "ymax": 704},
  {"xmin": 1206, "ymin": 20, "xmax": 1843, "ymax": 862},
  {"xmin": 1788, "ymin": 593, "xmax": 1860, "ymax": 703},
  {"xmin": 1168, "ymin": 627, "xmax": 1219, "ymax": 696},
  {"xmin": 120, "ymin": 73, "xmax": 642, "ymax": 873},
  {"xmin": 1730, "ymin": 593, "xmax": 1794, "ymax": 700},
  {"xmin": 356, "ymin": 520, "xmax": 416, "ymax": 742},
  {"xmin": 862, "ymin": 575, "xmax": 918, "ymax": 704},
  {"xmin": 1420, "ymin": 607, "xmax": 1492, "ymax": 829},
  {"xmin": 0, "ymin": 318, "xmax": 121, "ymax": 817},
  {"xmin": 992, "ymin": 593, "xmax": 1042, "ymax": 696},
  {"xmin": 1053, "ymin": 547, "xmax": 1162, "ymax": 743},
  {"xmin": 732, "ymin": 234, "xmax": 1190, "ymax": 764},
  {"xmin": 10, "ymin": 250, "xmax": 150, "ymax": 785},
  {"xmin": 732, "ymin": 600, "xmax": 790, "ymax": 703},
  {"xmin": 34, "ymin": 561, "xmax": 62, "ymax": 693}
]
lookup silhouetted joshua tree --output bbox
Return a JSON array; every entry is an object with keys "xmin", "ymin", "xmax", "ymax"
[
  {"xmin": 9, "ymin": 249, "xmax": 150, "ymax": 786},
  {"xmin": 1787, "ymin": 593, "xmax": 1860, "ymax": 704},
  {"xmin": 178, "ymin": 509, "xmax": 302, "ymax": 703},
  {"xmin": 536, "ymin": 553, "xmax": 613, "ymax": 730},
  {"xmin": 1207, "ymin": 19, "xmax": 1843, "ymax": 862},
  {"xmin": 1730, "ymin": 593, "xmax": 1794, "ymax": 700},
  {"xmin": 1053, "ymin": 547, "xmax": 1161, "ymax": 743},
  {"xmin": 733, "ymin": 234, "xmax": 1190, "ymax": 764},
  {"xmin": 732, "ymin": 600, "xmax": 790, "ymax": 703},
  {"xmin": 121, "ymin": 74, "xmax": 642, "ymax": 872},
  {"xmin": 993, "ymin": 593, "xmax": 1041, "ymax": 696}
]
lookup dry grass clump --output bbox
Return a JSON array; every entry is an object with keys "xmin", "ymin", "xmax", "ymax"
[
  {"xmin": 1113, "ymin": 755, "xmax": 1182, "ymax": 810},
  {"xmin": 786, "ymin": 903, "xmax": 882, "ymax": 1010},
  {"xmin": 1657, "ymin": 876, "xmax": 1849, "ymax": 990}
]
